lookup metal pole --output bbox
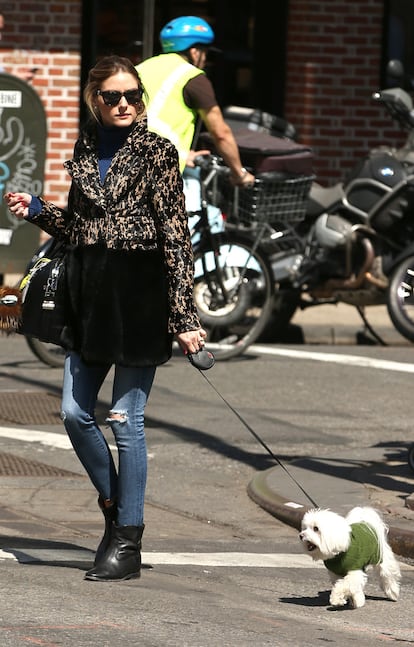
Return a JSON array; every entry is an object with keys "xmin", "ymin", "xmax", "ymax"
[{"xmin": 142, "ymin": 0, "xmax": 155, "ymax": 60}]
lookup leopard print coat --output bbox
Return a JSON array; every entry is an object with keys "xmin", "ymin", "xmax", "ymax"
[{"xmin": 28, "ymin": 117, "xmax": 200, "ymax": 366}]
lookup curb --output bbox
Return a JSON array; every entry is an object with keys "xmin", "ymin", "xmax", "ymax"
[
  {"xmin": 247, "ymin": 470, "xmax": 308, "ymax": 532},
  {"xmin": 247, "ymin": 469, "xmax": 414, "ymax": 560}
]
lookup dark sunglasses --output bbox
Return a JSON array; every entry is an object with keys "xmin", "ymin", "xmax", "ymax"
[{"xmin": 96, "ymin": 88, "xmax": 143, "ymax": 107}]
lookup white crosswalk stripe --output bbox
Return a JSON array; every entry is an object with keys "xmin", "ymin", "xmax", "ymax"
[
  {"xmin": 0, "ymin": 426, "xmax": 116, "ymax": 450},
  {"xmin": 0, "ymin": 548, "xmax": 321, "ymax": 567},
  {"xmin": 249, "ymin": 345, "xmax": 414, "ymax": 373},
  {"xmin": 1, "ymin": 549, "xmax": 412, "ymax": 570}
]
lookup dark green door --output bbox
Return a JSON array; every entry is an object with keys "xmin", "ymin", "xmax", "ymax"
[{"xmin": 0, "ymin": 73, "xmax": 46, "ymax": 275}]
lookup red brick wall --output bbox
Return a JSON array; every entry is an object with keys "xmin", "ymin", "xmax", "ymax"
[
  {"xmin": 1, "ymin": 1, "xmax": 405, "ymax": 197},
  {"xmin": 1, "ymin": 0, "xmax": 81, "ymax": 206},
  {"xmin": 284, "ymin": 0, "xmax": 406, "ymax": 184}
]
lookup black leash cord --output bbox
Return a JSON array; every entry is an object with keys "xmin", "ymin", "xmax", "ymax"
[{"xmin": 198, "ymin": 370, "xmax": 319, "ymax": 508}]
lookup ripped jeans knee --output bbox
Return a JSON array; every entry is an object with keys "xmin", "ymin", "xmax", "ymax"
[{"xmin": 107, "ymin": 410, "xmax": 128, "ymax": 424}]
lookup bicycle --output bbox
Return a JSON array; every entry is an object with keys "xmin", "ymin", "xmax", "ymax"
[{"xmin": 190, "ymin": 154, "xmax": 313, "ymax": 359}]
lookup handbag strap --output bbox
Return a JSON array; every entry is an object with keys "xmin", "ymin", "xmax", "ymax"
[{"xmin": 44, "ymin": 258, "xmax": 64, "ymax": 302}]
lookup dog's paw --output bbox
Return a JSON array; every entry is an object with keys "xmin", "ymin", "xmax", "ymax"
[
  {"xmin": 350, "ymin": 592, "xmax": 365, "ymax": 608},
  {"xmin": 329, "ymin": 593, "xmax": 348, "ymax": 607},
  {"xmin": 383, "ymin": 581, "xmax": 400, "ymax": 601}
]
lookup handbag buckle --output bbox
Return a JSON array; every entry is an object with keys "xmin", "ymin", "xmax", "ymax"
[{"xmin": 42, "ymin": 300, "xmax": 56, "ymax": 310}]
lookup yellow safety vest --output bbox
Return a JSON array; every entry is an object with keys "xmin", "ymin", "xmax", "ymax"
[{"xmin": 136, "ymin": 53, "xmax": 204, "ymax": 172}]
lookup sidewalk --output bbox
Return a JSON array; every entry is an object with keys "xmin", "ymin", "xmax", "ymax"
[
  {"xmin": 248, "ymin": 449, "xmax": 414, "ymax": 560},
  {"xmin": 289, "ymin": 302, "xmax": 408, "ymax": 346}
]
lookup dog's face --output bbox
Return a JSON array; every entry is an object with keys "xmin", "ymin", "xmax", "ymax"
[{"xmin": 299, "ymin": 508, "xmax": 352, "ymax": 560}]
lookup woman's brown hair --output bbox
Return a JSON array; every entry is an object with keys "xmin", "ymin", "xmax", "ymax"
[{"xmin": 84, "ymin": 55, "xmax": 146, "ymax": 122}]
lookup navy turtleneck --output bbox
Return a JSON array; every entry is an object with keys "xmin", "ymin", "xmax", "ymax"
[
  {"xmin": 26, "ymin": 123, "xmax": 134, "ymax": 220},
  {"xmin": 97, "ymin": 123, "xmax": 134, "ymax": 183}
]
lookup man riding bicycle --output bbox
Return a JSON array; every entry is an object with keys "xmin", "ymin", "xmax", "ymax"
[
  {"xmin": 136, "ymin": 15, "xmax": 254, "ymax": 184},
  {"xmin": 136, "ymin": 15, "xmax": 254, "ymax": 226}
]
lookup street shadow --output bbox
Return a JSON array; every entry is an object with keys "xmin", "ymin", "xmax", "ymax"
[
  {"xmin": 279, "ymin": 590, "xmax": 329, "ymax": 607},
  {"xmin": 279, "ymin": 591, "xmax": 388, "ymax": 609},
  {"xmin": 0, "ymin": 535, "xmax": 93, "ymax": 570},
  {"xmin": 0, "ymin": 368, "xmax": 64, "ymax": 396},
  {"xmin": 0, "ymin": 535, "xmax": 160, "ymax": 573},
  {"xmin": 146, "ymin": 414, "xmax": 277, "ymax": 471}
]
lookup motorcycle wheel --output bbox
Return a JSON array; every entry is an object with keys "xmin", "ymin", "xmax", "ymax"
[
  {"xmin": 408, "ymin": 444, "xmax": 414, "ymax": 473},
  {"xmin": 193, "ymin": 232, "xmax": 274, "ymax": 360},
  {"xmin": 387, "ymin": 255, "xmax": 414, "ymax": 343},
  {"xmin": 26, "ymin": 335, "xmax": 66, "ymax": 368}
]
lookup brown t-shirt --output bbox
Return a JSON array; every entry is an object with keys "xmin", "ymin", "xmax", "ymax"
[{"xmin": 182, "ymin": 73, "xmax": 217, "ymax": 112}]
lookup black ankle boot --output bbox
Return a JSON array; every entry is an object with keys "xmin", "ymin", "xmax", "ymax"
[
  {"xmin": 94, "ymin": 496, "xmax": 117, "ymax": 566},
  {"xmin": 84, "ymin": 524, "xmax": 144, "ymax": 582}
]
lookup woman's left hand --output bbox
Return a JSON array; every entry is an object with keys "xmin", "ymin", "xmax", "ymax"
[
  {"xmin": 4, "ymin": 192, "xmax": 32, "ymax": 219},
  {"xmin": 175, "ymin": 328, "xmax": 207, "ymax": 355}
]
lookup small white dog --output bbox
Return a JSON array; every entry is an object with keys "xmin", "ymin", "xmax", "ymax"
[{"xmin": 299, "ymin": 506, "xmax": 401, "ymax": 608}]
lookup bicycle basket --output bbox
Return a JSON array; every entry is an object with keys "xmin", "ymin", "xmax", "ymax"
[{"xmin": 234, "ymin": 174, "xmax": 314, "ymax": 227}]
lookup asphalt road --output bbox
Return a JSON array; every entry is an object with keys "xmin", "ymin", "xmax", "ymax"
[{"xmin": 0, "ymin": 332, "xmax": 413, "ymax": 646}]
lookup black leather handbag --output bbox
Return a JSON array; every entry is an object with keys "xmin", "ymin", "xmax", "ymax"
[{"xmin": 19, "ymin": 238, "xmax": 67, "ymax": 346}]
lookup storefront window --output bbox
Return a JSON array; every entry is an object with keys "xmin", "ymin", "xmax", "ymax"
[
  {"xmin": 81, "ymin": 0, "xmax": 254, "ymax": 106},
  {"xmin": 386, "ymin": 0, "xmax": 414, "ymax": 83},
  {"xmin": 80, "ymin": 1, "xmax": 288, "ymax": 122}
]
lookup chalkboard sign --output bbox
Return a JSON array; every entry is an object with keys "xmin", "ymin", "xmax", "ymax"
[{"xmin": 0, "ymin": 73, "xmax": 46, "ymax": 275}]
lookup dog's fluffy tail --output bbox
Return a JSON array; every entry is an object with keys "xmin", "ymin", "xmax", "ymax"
[
  {"xmin": 346, "ymin": 506, "xmax": 401, "ymax": 600},
  {"xmin": 379, "ymin": 543, "xmax": 401, "ymax": 600}
]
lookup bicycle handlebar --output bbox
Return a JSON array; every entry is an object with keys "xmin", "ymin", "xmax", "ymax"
[{"xmin": 193, "ymin": 154, "xmax": 231, "ymax": 176}]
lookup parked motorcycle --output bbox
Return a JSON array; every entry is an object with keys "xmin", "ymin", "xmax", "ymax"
[{"xmin": 234, "ymin": 61, "xmax": 414, "ymax": 344}]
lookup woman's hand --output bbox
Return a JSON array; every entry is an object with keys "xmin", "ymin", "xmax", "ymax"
[
  {"xmin": 175, "ymin": 328, "xmax": 207, "ymax": 355},
  {"xmin": 186, "ymin": 149, "xmax": 211, "ymax": 168},
  {"xmin": 4, "ymin": 192, "xmax": 32, "ymax": 219}
]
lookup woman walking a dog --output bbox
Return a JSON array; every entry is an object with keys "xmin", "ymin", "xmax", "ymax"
[{"xmin": 5, "ymin": 55, "xmax": 206, "ymax": 582}]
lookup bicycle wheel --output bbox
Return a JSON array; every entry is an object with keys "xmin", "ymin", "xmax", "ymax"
[
  {"xmin": 193, "ymin": 232, "xmax": 274, "ymax": 360},
  {"xmin": 26, "ymin": 335, "xmax": 66, "ymax": 368}
]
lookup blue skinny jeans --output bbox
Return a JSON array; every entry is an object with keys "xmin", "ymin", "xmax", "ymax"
[{"xmin": 61, "ymin": 351, "xmax": 156, "ymax": 526}]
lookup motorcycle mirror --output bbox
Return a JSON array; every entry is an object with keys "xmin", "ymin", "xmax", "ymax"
[{"xmin": 387, "ymin": 59, "xmax": 405, "ymax": 81}]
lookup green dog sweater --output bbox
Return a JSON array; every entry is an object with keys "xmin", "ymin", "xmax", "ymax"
[{"xmin": 324, "ymin": 522, "xmax": 381, "ymax": 576}]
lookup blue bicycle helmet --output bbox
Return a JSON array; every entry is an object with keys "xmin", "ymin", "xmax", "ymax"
[{"xmin": 160, "ymin": 16, "xmax": 214, "ymax": 53}]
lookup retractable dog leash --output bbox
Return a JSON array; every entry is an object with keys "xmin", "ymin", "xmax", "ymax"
[{"xmin": 187, "ymin": 350, "xmax": 319, "ymax": 508}]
